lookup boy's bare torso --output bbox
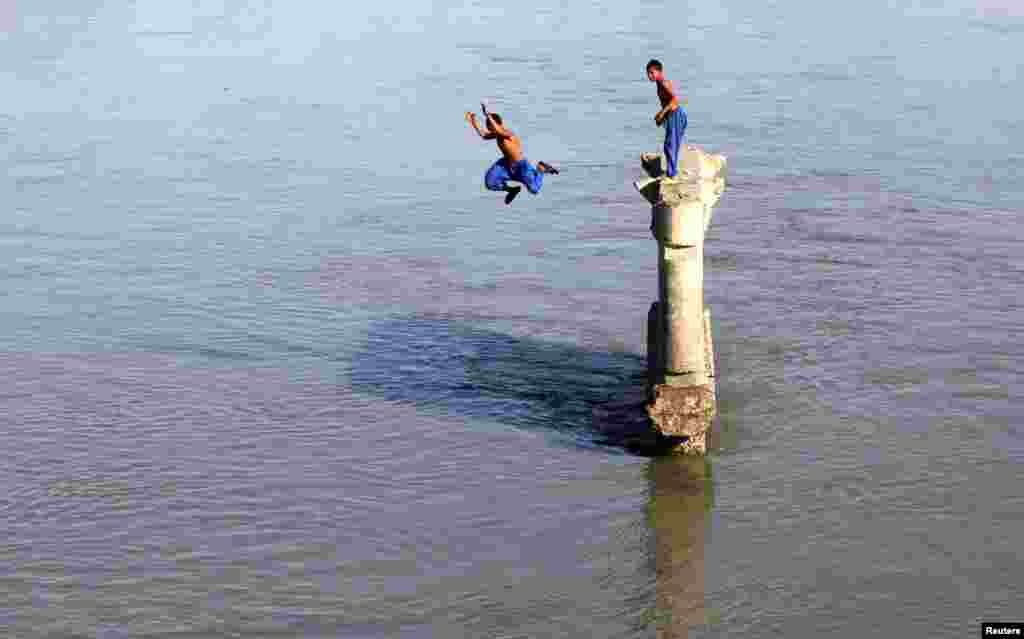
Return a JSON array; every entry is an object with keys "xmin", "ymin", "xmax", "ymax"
[
  {"xmin": 656, "ymin": 78, "xmax": 677, "ymax": 111},
  {"xmin": 496, "ymin": 132, "xmax": 523, "ymax": 163}
]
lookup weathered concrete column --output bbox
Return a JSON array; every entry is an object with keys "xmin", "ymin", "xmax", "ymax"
[{"xmin": 635, "ymin": 145, "xmax": 727, "ymax": 454}]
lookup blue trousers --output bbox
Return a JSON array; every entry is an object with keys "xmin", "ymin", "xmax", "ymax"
[
  {"xmin": 663, "ymin": 107, "xmax": 688, "ymax": 178},
  {"xmin": 484, "ymin": 157, "xmax": 543, "ymax": 194}
]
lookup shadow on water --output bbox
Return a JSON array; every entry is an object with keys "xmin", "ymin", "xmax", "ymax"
[
  {"xmin": 349, "ymin": 315, "xmax": 684, "ymax": 453},
  {"xmin": 639, "ymin": 455, "xmax": 715, "ymax": 638}
]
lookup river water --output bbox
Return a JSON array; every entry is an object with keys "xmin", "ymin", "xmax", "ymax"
[{"xmin": 2, "ymin": 0, "xmax": 1022, "ymax": 637}]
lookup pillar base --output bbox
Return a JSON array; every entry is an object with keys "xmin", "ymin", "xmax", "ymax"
[{"xmin": 645, "ymin": 384, "xmax": 714, "ymax": 455}]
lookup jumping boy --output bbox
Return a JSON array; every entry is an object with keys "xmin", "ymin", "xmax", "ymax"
[
  {"xmin": 465, "ymin": 104, "xmax": 559, "ymax": 205},
  {"xmin": 646, "ymin": 59, "xmax": 688, "ymax": 178}
]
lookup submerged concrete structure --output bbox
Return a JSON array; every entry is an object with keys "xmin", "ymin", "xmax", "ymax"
[{"xmin": 635, "ymin": 145, "xmax": 727, "ymax": 454}]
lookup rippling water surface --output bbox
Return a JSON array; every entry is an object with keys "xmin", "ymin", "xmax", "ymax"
[{"xmin": 2, "ymin": 1, "xmax": 1022, "ymax": 637}]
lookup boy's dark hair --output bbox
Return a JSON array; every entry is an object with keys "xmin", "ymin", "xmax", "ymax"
[
  {"xmin": 646, "ymin": 59, "xmax": 663, "ymax": 72},
  {"xmin": 489, "ymin": 113, "xmax": 503, "ymax": 125}
]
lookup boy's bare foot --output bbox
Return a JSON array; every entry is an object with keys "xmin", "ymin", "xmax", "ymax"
[
  {"xmin": 537, "ymin": 161, "xmax": 559, "ymax": 175},
  {"xmin": 504, "ymin": 186, "xmax": 521, "ymax": 204}
]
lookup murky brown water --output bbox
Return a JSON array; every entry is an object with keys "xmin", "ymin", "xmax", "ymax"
[{"xmin": 2, "ymin": 0, "xmax": 1022, "ymax": 636}]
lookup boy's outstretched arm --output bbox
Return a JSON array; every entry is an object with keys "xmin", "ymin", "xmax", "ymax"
[
  {"xmin": 465, "ymin": 112, "xmax": 495, "ymax": 139},
  {"xmin": 483, "ymin": 113, "xmax": 513, "ymax": 140}
]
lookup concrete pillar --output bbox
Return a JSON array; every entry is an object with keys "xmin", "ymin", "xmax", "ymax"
[
  {"xmin": 647, "ymin": 302, "xmax": 664, "ymax": 386},
  {"xmin": 703, "ymin": 307, "xmax": 716, "ymax": 420},
  {"xmin": 635, "ymin": 146, "xmax": 727, "ymax": 454}
]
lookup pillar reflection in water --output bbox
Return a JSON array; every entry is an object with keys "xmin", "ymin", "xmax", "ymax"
[{"xmin": 644, "ymin": 455, "xmax": 714, "ymax": 638}]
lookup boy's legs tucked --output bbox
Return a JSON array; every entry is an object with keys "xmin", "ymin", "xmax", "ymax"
[
  {"xmin": 484, "ymin": 158, "xmax": 521, "ymax": 204},
  {"xmin": 509, "ymin": 159, "xmax": 558, "ymax": 197},
  {"xmin": 663, "ymin": 107, "xmax": 688, "ymax": 178},
  {"xmin": 484, "ymin": 158, "xmax": 512, "ymax": 191},
  {"xmin": 513, "ymin": 160, "xmax": 543, "ymax": 195}
]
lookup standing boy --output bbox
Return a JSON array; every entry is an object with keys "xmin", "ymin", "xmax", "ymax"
[
  {"xmin": 646, "ymin": 59, "xmax": 688, "ymax": 178},
  {"xmin": 465, "ymin": 104, "xmax": 559, "ymax": 205}
]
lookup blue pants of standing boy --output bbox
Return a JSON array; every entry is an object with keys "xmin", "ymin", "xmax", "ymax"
[
  {"xmin": 484, "ymin": 157, "xmax": 543, "ymax": 194},
  {"xmin": 663, "ymin": 107, "xmax": 688, "ymax": 178}
]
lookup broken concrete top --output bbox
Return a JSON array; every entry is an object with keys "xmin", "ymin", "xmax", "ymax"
[{"xmin": 634, "ymin": 146, "xmax": 727, "ymax": 209}]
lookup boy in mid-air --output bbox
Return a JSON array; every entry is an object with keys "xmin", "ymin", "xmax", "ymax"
[
  {"xmin": 465, "ymin": 104, "xmax": 559, "ymax": 204},
  {"xmin": 646, "ymin": 59, "xmax": 688, "ymax": 178}
]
